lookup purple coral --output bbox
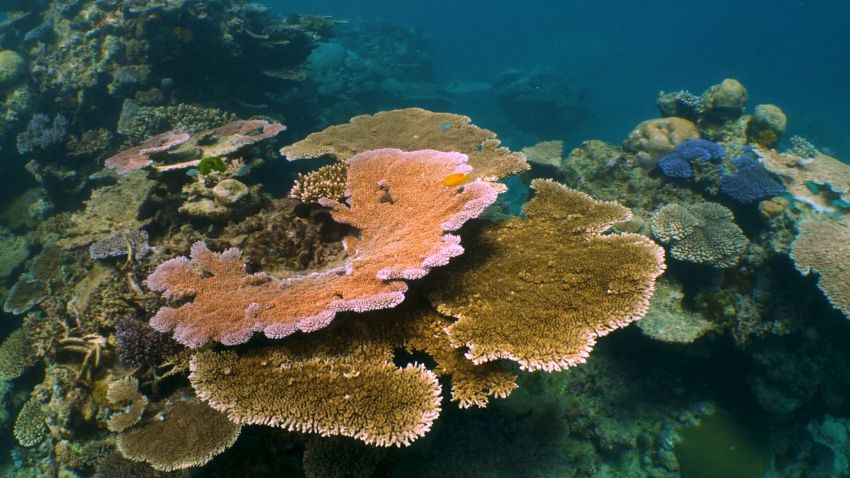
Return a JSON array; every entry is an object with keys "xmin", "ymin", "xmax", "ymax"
[
  {"xmin": 658, "ymin": 139, "xmax": 726, "ymax": 178},
  {"xmin": 115, "ymin": 317, "xmax": 182, "ymax": 368},
  {"xmin": 89, "ymin": 229, "xmax": 150, "ymax": 260},
  {"xmin": 719, "ymin": 148, "xmax": 785, "ymax": 203}
]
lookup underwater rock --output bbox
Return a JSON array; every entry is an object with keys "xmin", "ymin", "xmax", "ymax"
[
  {"xmin": 623, "ymin": 117, "xmax": 700, "ymax": 168},
  {"xmin": 807, "ymin": 415, "xmax": 850, "ymax": 476},
  {"xmin": 702, "ymin": 78, "xmax": 748, "ymax": 121}
]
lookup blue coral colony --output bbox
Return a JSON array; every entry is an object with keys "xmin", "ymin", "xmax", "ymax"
[{"xmin": 0, "ymin": 1, "xmax": 849, "ymax": 478}]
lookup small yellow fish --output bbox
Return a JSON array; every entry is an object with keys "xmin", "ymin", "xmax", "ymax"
[{"xmin": 442, "ymin": 172, "xmax": 474, "ymax": 187}]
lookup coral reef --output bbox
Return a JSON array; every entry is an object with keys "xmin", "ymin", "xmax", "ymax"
[
  {"xmin": 637, "ymin": 278, "xmax": 715, "ymax": 344},
  {"xmin": 289, "ymin": 162, "xmax": 348, "ymax": 203},
  {"xmin": 650, "ymin": 202, "xmax": 748, "ymax": 268},
  {"xmin": 701, "ymin": 78, "xmax": 748, "ymax": 121},
  {"xmin": 89, "ymin": 228, "xmax": 150, "ymax": 260},
  {"xmin": 106, "ymin": 377, "xmax": 148, "ymax": 433},
  {"xmin": 432, "ymin": 179, "xmax": 665, "ymax": 371},
  {"xmin": 756, "ymin": 146, "xmax": 850, "ymax": 213},
  {"xmin": 522, "ymin": 140, "xmax": 564, "ymax": 168},
  {"xmin": 719, "ymin": 147, "xmax": 785, "ymax": 203},
  {"xmin": 146, "ymin": 148, "xmax": 501, "ymax": 347},
  {"xmin": 0, "ymin": 328, "xmax": 37, "ymax": 380},
  {"xmin": 657, "ymin": 139, "xmax": 725, "ymax": 178}
]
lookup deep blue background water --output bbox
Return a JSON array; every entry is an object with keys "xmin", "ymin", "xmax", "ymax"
[{"xmin": 272, "ymin": 0, "xmax": 850, "ymax": 158}]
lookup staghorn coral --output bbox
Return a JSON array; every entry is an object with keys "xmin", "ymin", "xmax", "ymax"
[
  {"xmin": 106, "ymin": 377, "xmax": 148, "ymax": 433},
  {"xmin": 756, "ymin": 147, "xmax": 850, "ymax": 213},
  {"xmin": 0, "ymin": 328, "xmax": 37, "ymax": 380},
  {"xmin": 790, "ymin": 219, "xmax": 850, "ymax": 318},
  {"xmin": 117, "ymin": 398, "xmax": 241, "ymax": 471},
  {"xmin": 289, "ymin": 162, "xmax": 348, "ymax": 203},
  {"xmin": 146, "ymin": 148, "xmax": 501, "ymax": 347},
  {"xmin": 190, "ymin": 347, "xmax": 441, "ymax": 447},
  {"xmin": 650, "ymin": 202, "xmax": 748, "ymax": 268},
  {"xmin": 14, "ymin": 396, "xmax": 49, "ymax": 447},
  {"xmin": 106, "ymin": 120, "xmax": 285, "ymax": 174},
  {"xmin": 281, "ymin": 108, "xmax": 529, "ymax": 181},
  {"xmin": 431, "ymin": 179, "xmax": 666, "ymax": 371}
]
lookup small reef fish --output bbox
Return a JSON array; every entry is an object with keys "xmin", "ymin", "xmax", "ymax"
[{"xmin": 442, "ymin": 172, "xmax": 474, "ymax": 187}]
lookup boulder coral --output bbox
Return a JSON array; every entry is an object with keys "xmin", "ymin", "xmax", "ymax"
[
  {"xmin": 623, "ymin": 117, "xmax": 700, "ymax": 168},
  {"xmin": 146, "ymin": 148, "xmax": 502, "ymax": 347},
  {"xmin": 431, "ymin": 179, "xmax": 666, "ymax": 371}
]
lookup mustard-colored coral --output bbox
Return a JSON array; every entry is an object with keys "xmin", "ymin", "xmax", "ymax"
[
  {"xmin": 189, "ymin": 344, "xmax": 441, "ymax": 447},
  {"xmin": 650, "ymin": 202, "xmax": 747, "ymax": 268},
  {"xmin": 116, "ymin": 398, "xmax": 241, "ymax": 471},
  {"xmin": 289, "ymin": 162, "xmax": 348, "ymax": 203},
  {"xmin": 106, "ymin": 376, "xmax": 148, "ymax": 432},
  {"xmin": 431, "ymin": 179, "xmax": 666, "ymax": 371},
  {"xmin": 790, "ymin": 219, "xmax": 850, "ymax": 318},
  {"xmin": 0, "ymin": 328, "xmax": 37, "ymax": 380},
  {"xmin": 280, "ymin": 108, "xmax": 529, "ymax": 181}
]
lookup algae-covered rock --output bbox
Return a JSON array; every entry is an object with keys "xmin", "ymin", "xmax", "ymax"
[
  {"xmin": 212, "ymin": 179, "xmax": 249, "ymax": 207},
  {"xmin": 0, "ymin": 50, "xmax": 26, "ymax": 88}
]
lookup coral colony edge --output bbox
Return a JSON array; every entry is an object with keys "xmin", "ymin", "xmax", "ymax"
[{"xmin": 1, "ymin": 2, "xmax": 850, "ymax": 477}]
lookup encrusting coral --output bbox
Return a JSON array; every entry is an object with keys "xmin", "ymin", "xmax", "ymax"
[
  {"xmin": 116, "ymin": 397, "xmax": 241, "ymax": 472},
  {"xmin": 650, "ymin": 202, "xmax": 748, "ymax": 268},
  {"xmin": 146, "ymin": 148, "xmax": 501, "ymax": 347},
  {"xmin": 280, "ymin": 107, "xmax": 530, "ymax": 181},
  {"xmin": 790, "ymin": 219, "xmax": 850, "ymax": 318},
  {"xmin": 431, "ymin": 179, "xmax": 666, "ymax": 371}
]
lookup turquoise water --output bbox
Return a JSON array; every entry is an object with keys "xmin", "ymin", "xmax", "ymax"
[{"xmin": 1, "ymin": 1, "xmax": 849, "ymax": 477}]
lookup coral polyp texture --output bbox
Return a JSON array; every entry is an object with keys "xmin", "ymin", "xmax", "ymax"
[
  {"xmin": 650, "ymin": 202, "xmax": 748, "ymax": 268},
  {"xmin": 790, "ymin": 219, "xmax": 850, "ymax": 318},
  {"xmin": 190, "ymin": 347, "xmax": 442, "ymax": 447},
  {"xmin": 105, "ymin": 120, "xmax": 285, "ymax": 174},
  {"xmin": 431, "ymin": 179, "xmax": 666, "ymax": 371},
  {"xmin": 280, "ymin": 107, "xmax": 529, "ymax": 180},
  {"xmin": 145, "ymin": 148, "xmax": 501, "ymax": 347},
  {"xmin": 116, "ymin": 398, "xmax": 241, "ymax": 472}
]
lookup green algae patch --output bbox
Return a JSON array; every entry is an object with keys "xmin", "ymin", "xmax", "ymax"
[{"xmin": 675, "ymin": 409, "xmax": 769, "ymax": 478}]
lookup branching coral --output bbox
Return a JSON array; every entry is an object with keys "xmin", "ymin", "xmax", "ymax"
[
  {"xmin": 289, "ymin": 162, "xmax": 348, "ymax": 203},
  {"xmin": 146, "ymin": 148, "xmax": 501, "ymax": 347},
  {"xmin": 790, "ymin": 219, "xmax": 850, "ymax": 318},
  {"xmin": 650, "ymin": 202, "xmax": 747, "ymax": 268},
  {"xmin": 719, "ymin": 148, "xmax": 784, "ymax": 203},
  {"xmin": 431, "ymin": 179, "xmax": 666, "ymax": 371},
  {"xmin": 281, "ymin": 108, "xmax": 529, "ymax": 181},
  {"xmin": 116, "ymin": 398, "xmax": 241, "ymax": 471},
  {"xmin": 657, "ymin": 139, "xmax": 725, "ymax": 178}
]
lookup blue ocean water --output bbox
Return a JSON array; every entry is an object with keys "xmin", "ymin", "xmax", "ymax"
[
  {"xmin": 2, "ymin": 1, "xmax": 850, "ymax": 477},
  {"xmin": 278, "ymin": 0, "xmax": 850, "ymax": 158}
]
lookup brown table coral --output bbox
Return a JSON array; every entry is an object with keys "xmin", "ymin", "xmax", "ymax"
[{"xmin": 431, "ymin": 179, "xmax": 666, "ymax": 371}]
